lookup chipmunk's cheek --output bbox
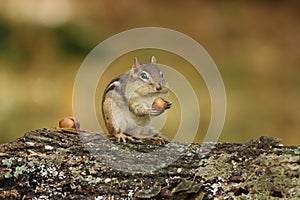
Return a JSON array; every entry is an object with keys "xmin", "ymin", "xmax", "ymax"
[
  {"xmin": 134, "ymin": 84, "xmax": 152, "ymax": 96},
  {"xmin": 147, "ymin": 83, "xmax": 156, "ymax": 92}
]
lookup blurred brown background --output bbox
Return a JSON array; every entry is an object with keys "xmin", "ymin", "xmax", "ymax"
[{"xmin": 0, "ymin": 0, "xmax": 300, "ymax": 145}]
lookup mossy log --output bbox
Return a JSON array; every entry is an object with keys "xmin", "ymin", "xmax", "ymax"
[{"xmin": 0, "ymin": 128, "xmax": 299, "ymax": 199}]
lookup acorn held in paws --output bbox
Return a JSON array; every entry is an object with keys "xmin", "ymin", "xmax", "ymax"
[{"xmin": 152, "ymin": 97, "xmax": 172, "ymax": 112}]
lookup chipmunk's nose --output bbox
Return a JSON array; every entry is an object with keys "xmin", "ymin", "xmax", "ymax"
[{"xmin": 156, "ymin": 83, "xmax": 162, "ymax": 91}]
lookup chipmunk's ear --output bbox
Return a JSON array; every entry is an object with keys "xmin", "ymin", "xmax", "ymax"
[
  {"xmin": 131, "ymin": 57, "xmax": 140, "ymax": 77},
  {"xmin": 132, "ymin": 57, "xmax": 140, "ymax": 68},
  {"xmin": 151, "ymin": 56, "xmax": 157, "ymax": 64}
]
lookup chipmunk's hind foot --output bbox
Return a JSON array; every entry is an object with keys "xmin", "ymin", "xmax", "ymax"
[{"xmin": 115, "ymin": 132, "xmax": 134, "ymax": 143}]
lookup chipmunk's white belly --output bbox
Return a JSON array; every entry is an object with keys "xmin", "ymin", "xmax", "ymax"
[{"xmin": 109, "ymin": 93, "xmax": 167, "ymax": 137}]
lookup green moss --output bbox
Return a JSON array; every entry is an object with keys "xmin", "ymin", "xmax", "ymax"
[
  {"xmin": 3, "ymin": 173, "xmax": 12, "ymax": 179},
  {"xmin": 14, "ymin": 165, "xmax": 26, "ymax": 178},
  {"xmin": 135, "ymin": 183, "xmax": 161, "ymax": 198},
  {"xmin": 172, "ymin": 179, "xmax": 193, "ymax": 193},
  {"xmin": 2, "ymin": 158, "xmax": 14, "ymax": 168}
]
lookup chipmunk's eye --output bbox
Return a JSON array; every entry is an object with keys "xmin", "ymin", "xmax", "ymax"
[{"xmin": 140, "ymin": 72, "xmax": 149, "ymax": 80}]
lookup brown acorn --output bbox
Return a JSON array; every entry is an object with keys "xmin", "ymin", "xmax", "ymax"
[
  {"xmin": 59, "ymin": 117, "xmax": 80, "ymax": 129},
  {"xmin": 152, "ymin": 97, "xmax": 172, "ymax": 112}
]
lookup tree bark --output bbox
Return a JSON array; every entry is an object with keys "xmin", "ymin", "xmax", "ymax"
[{"xmin": 0, "ymin": 128, "xmax": 299, "ymax": 199}]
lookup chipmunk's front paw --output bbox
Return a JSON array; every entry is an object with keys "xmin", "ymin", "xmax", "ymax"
[
  {"xmin": 149, "ymin": 108, "xmax": 163, "ymax": 116},
  {"xmin": 165, "ymin": 100, "xmax": 172, "ymax": 109}
]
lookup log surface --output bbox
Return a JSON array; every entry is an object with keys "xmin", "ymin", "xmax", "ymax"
[{"xmin": 0, "ymin": 128, "xmax": 299, "ymax": 199}]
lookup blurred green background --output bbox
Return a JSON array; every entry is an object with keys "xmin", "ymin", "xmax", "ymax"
[{"xmin": 0, "ymin": 0, "xmax": 300, "ymax": 145}]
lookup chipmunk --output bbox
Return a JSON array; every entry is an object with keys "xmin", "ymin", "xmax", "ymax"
[{"xmin": 102, "ymin": 56, "xmax": 172, "ymax": 142}]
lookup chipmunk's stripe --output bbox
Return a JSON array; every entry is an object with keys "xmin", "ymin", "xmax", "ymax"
[
  {"xmin": 104, "ymin": 76, "xmax": 121, "ymax": 94},
  {"xmin": 102, "ymin": 76, "xmax": 128, "ymax": 107}
]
